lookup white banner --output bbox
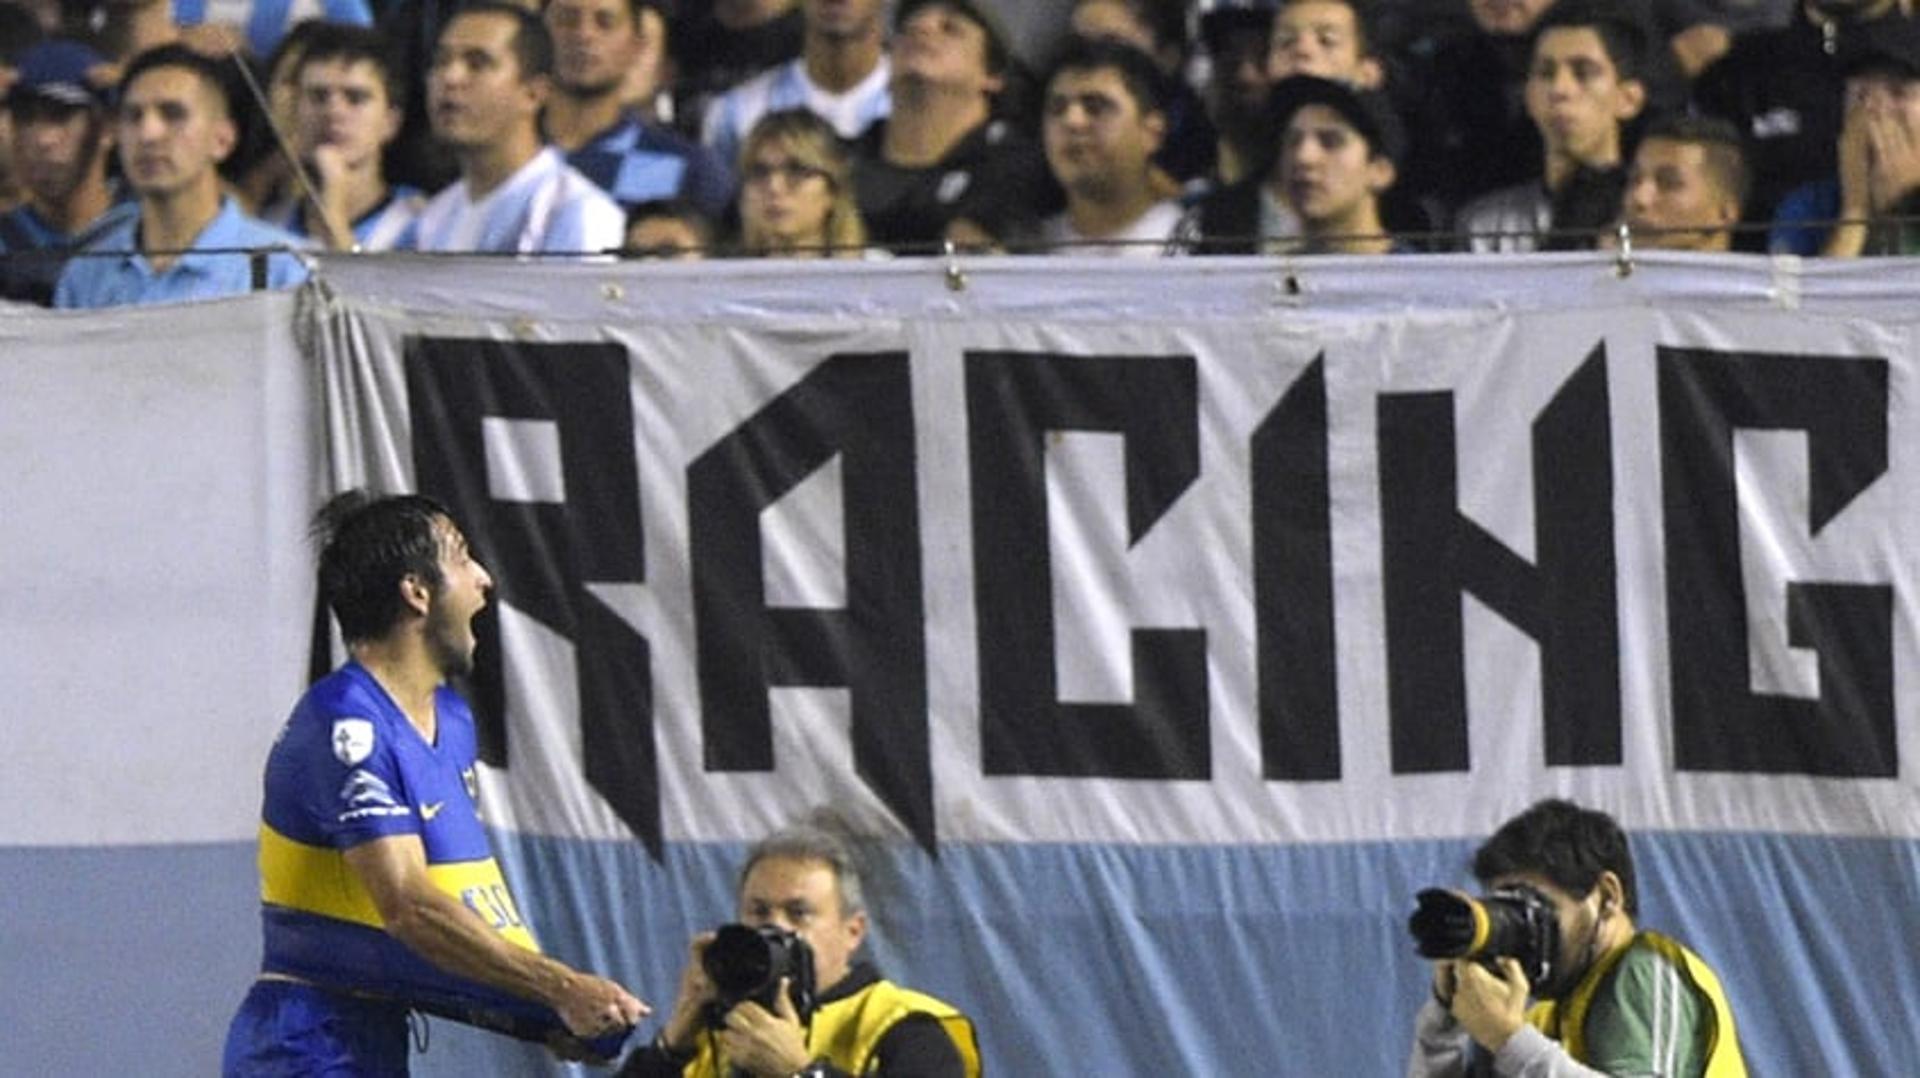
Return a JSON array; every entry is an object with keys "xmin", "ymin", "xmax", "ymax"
[
  {"xmin": 4, "ymin": 258, "xmax": 1917, "ymax": 1075},
  {"xmin": 308, "ymin": 255, "xmax": 1920, "ymax": 853}
]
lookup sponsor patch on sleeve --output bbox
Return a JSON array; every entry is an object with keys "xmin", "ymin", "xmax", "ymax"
[
  {"xmin": 331, "ymin": 718, "xmax": 375, "ymax": 766},
  {"xmin": 337, "ymin": 768, "xmax": 412, "ymax": 822}
]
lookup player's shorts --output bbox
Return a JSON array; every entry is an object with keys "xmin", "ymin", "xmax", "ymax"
[{"xmin": 222, "ymin": 978, "xmax": 410, "ymax": 1077}]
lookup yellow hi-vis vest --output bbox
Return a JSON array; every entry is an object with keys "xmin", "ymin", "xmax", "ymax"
[
  {"xmin": 1527, "ymin": 930, "xmax": 1748, "ymax": 1078},
  {"xmin": 689, "ymin": 977, "xmax": 980, "ymax": 1077}
]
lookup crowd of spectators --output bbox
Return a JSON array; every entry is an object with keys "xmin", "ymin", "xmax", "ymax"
[{"xmin": 0, "ymin": 0, "xmax": 1917, "ymax": 305}]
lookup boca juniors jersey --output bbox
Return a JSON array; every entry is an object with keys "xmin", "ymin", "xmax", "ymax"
[{"xmin": 253, "ymin": 661, "xmax": 546, "ymax": 1026}]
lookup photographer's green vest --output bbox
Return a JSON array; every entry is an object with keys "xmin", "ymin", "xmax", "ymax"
[
  {"xmin": 687, "ymin": 978, "xmax": 980, "ymax": 1077},
  {"xmin": 1525, "ymin": 930, "xmax": 1747, "ymax": 1077}
]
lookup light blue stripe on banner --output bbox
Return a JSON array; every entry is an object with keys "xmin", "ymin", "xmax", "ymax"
[
  {"xmin": 6, "ymin": 835, "xmax": 1916, "ymax": 1074},
  {"xmin": 471, "ymin": 831, "xmax": 1920, "ymax": 1077},
  {"xmin": 0, "ymin": 842, "xmax": 260, "ymax": 1076}
]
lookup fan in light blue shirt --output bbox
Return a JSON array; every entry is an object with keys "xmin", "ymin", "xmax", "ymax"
[
  {"xmin": 400, "ymin": 4, "xmax": 626, "ymax": 254},
  {"xmin": 54, "ymin": 45, "xmax": 310, "ymax": 308},
  {"xmin": 55, "ymin": 196, "xmax": 308, "ymax": 307},
  {"xmin": 397, "ymin": 146, "xmax": 624, "ymax": 253}
]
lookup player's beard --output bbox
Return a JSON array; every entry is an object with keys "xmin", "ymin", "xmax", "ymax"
[{"xmin": 424, "ymin": 597, "xmax": 477, "ymax": 679}]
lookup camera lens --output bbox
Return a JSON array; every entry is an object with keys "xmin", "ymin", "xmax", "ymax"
[
  {"xmin": 1407, "ymin": 885, "xmax": 1561, "ymax": 992},
  {"xmin": 704, "ymin": 924, "xmax": 779, "ymax": 997},
  {"xmin": 1409, "ymin": 888, "xmax": 1486, "ymax": 959}
]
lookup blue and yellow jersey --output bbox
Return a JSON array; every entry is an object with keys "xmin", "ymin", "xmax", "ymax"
[{"xmin": 253, "ymin": 661, "xmax": 554, "ymax": 1033}]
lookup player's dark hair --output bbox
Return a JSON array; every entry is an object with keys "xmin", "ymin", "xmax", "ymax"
[
  {"xmin": 1473, "ymin": 799, "xmax": 1639, "ymax": 916},
  {"xmin": 313, "ymin": 490, "xmax": 454, "ymax": 642}
]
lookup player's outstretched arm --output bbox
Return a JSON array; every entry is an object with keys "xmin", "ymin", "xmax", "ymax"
[{"xmin": 343, "ymin": 834, "xmax": 649, "ymax": 1038}]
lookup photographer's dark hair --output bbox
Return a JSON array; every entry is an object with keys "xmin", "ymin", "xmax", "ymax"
[
  {"xmin": 1472, "ymin": 799, "xmax": 1638, "ymax": 916},
  {"xmin": 313, "ymin": 490, "xmax": 454, "ymax": 643},
  {"xmin": 739, "ymin": 823, "xmax": 867, "ymax": 917}
]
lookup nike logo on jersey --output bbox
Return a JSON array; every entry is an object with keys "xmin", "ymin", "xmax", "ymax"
[{"xmin": 421, "ymin": 801, "xmax": 446, "ymax": 821}]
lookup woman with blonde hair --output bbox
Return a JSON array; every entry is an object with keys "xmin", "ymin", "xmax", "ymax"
[{"xmin": 735, "ymin": 108, "xmax": 868, "ymax": 257}]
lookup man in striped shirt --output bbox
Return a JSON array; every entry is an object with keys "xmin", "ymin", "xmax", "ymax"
[
  {"xmin": 400, "ymin": 2, "xmax": 624, "ymax": 254},
  {"xmin": 701, "ymin": 0, "xmax": 892, "ymax": 169},
  {"xmin": 1407, "ymin": 799, "xmax": 1749, "ymax": 1077}
]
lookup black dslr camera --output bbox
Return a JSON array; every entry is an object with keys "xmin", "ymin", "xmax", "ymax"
[
  {"xmin": 702, "ymin": 923, "xmax": 818, "ymax": 1027},
  {"xmin": 1407, "ymin": 884, "xmax": 1561, "ymax": 991}
]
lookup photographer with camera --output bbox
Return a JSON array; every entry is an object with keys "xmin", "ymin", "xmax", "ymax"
[
  {"xmin": 1405, "ymin": 799, "xmax": 1747, "ymax": 1077},
  {"xmin": 620, "ymin": 823, "xmax": 980, "ymax": 1078}
]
